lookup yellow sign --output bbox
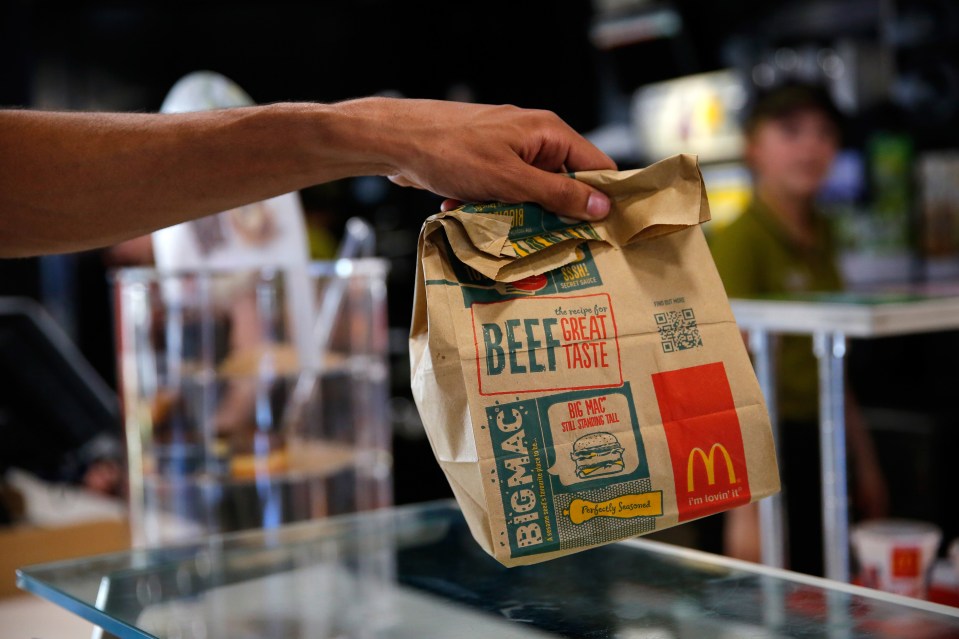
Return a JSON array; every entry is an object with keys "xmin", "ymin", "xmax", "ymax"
[
  {"xmin": 687, "ymin": 443, "xmax": 737, "ymax": 492},
  {"xmin": 563, "ymin": 492, "xmax": 663, "ymax": 525}
]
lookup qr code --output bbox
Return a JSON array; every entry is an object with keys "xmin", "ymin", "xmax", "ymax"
[{"xmin": 655, "ymin": 308, "xmax": 703, "ymax": 353}]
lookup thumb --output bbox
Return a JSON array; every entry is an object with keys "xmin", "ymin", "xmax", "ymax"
[{"xmin": 518, "ymin": 166, "xmax": 611, "ymax": 221}]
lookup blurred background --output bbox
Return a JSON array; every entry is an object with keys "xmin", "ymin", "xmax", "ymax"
[{"xmin": 1, "ymin": 0, "xmax": 959, "ymax": 561}]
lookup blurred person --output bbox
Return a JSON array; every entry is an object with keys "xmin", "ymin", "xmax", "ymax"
[
  {"xmin": 709, "ymin": 83, "xmax": 889, "ymax": 575},
  {"xmin": 0, "ymin": 97, "xmax": 614, "ymax": 257}
]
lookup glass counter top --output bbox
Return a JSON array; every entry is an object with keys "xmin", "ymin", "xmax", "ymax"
[{"xmin": 17, "ymin": 500, "xmax": 959, "ymax": 639}]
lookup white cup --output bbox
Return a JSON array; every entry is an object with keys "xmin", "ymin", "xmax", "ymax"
[{"xmin": 851, "ymin": 519, "xmax": 942, "ymax": 599}]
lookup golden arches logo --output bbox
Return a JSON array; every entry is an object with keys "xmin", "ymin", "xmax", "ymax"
[{"xmin": 687, "ymin": 443, "xmax": 736, "ymax": 492}]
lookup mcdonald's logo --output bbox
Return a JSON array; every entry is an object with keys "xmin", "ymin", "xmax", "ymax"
[
  {"xmin": 891, "ymin": 547, "xmax": 921, "ymax": 578},
  {"xmin": 653, "ymin": 362, "xmax": 751, "ymax": 521},
  {"xmin": 687, "ymin": 443, "xmax": 737, "ymax": 492}
]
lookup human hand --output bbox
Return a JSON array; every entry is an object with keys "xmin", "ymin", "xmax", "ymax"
[{"xmin": 343, "ymin": 98, "xmax": 617, "ymax": 220}]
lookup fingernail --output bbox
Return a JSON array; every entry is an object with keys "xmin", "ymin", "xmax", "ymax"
[{"xmin": 587, "ymin": 192, "xmax": 610, "ymax": 219}]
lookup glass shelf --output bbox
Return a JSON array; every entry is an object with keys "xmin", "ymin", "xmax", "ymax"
[{"xmin": 17, "ymin": 500, "xmax": 959, "ymax": 639}]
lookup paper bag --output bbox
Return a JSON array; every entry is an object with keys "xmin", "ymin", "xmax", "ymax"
[{"xmin": 410, "ymin": 154, "xmax": 779, "ymax": 566}]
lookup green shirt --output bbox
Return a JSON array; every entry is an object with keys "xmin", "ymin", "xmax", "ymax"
[{"xmin": 708, "ymin": 197, "xmax": 842, "ymax": 421}]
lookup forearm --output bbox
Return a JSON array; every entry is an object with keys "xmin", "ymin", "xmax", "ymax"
[
  {"xmin": 844, "ymin": 389, "xmax": 872, "ymax": 456},
  {"xmin": 0, "ymin": 101, "xmax": 392, "ymax": 256},
  {"xmin": 0, "ymin": 97, "xmax": 614, "ymax": 257},
  {"xmin": 844, "ymin": 387, "xmax": 889, "ymax": 516}
]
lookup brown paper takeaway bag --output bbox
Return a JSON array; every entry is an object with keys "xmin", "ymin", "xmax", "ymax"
[{"xmin": 410, "ymin": 154, "xmax": 779, "ymax": 566}]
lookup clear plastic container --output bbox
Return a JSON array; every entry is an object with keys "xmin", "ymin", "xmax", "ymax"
[{"xmin": 113, "ymin": 261, "xmax": 392, "ymax": 547}]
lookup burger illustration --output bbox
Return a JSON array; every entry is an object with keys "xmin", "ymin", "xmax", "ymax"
[{"xmin": 570, "ymin": 432, "xmax": 625, "ymax": 479}]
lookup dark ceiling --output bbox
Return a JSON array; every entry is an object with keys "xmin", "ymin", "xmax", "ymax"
[
  {"xmin": 2, "ymin": 1, "xmax": 956, "ymax": 143},
  {"xmin": 0, "ymin": 1, "xmax": 807, "ymax": 130}
]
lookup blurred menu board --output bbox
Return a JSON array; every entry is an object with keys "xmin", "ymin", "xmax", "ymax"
[{"xmin": 631, "ymin": 69, "xmax": 748, "ymax": 164}]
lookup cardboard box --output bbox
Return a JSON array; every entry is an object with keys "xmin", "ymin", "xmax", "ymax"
[{"xmin": 1, "ymin": 519, "xmax": 129, "ymax": 598}]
